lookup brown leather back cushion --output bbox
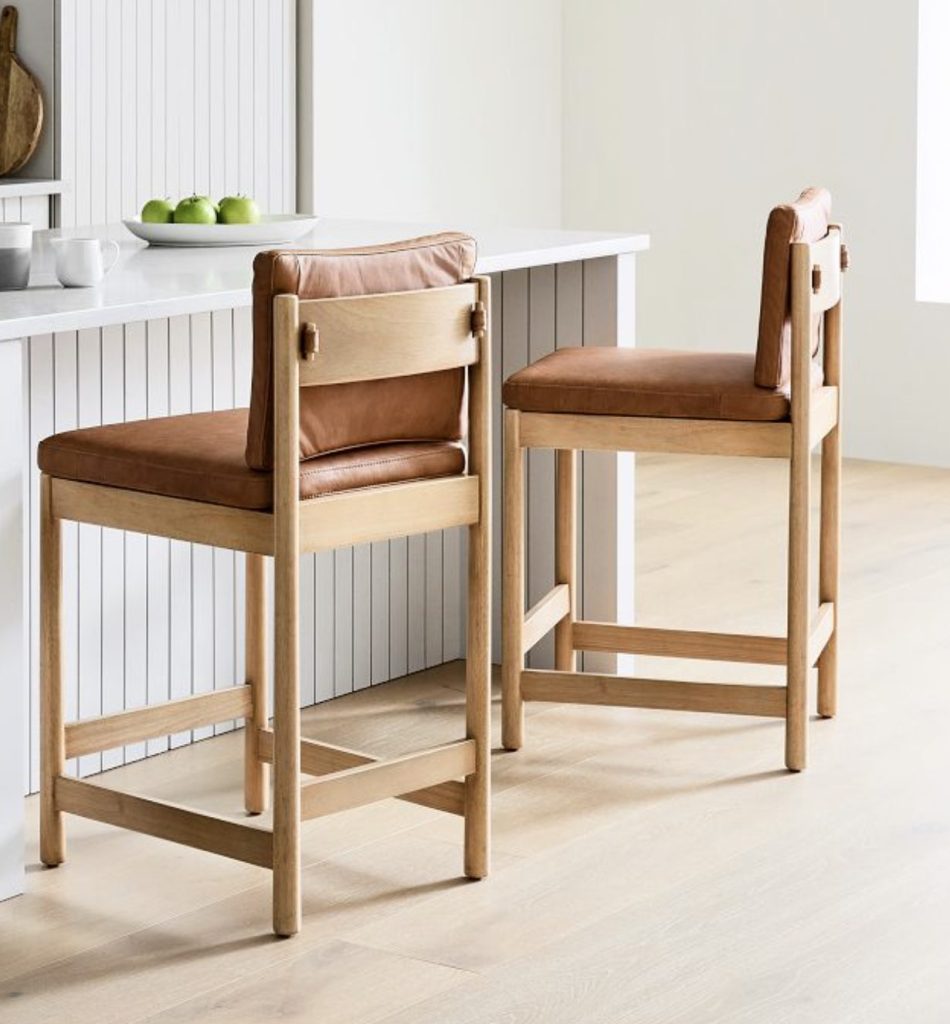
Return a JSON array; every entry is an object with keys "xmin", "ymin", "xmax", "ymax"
[
  {"xmin": 754, "ymin": 187, "xmax": 832, "ymax": 390},
  {"xmin": 247, "ymin": 232, "xmax": 477, "ymax": 471}
]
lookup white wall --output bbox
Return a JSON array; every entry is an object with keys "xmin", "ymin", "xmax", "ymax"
[
  {"xmin": 916, "ymin": 0, "xmax": 950, "ymax": 304},
  {"xmin": 301, "ymin": 0, "xmax": 562, "ymax": 227},
  {"xmin": 562, "ymin": 0, "xmax": 950, "ymax": 467}
]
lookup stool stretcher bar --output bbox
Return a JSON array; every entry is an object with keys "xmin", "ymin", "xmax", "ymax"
[
  {"xmin": 299, "ymin": 739, "xmax": 477, "ymax": 821},
  {"xmin": 520, "ymin": 670, "xmax": 787, "ymax": 718},
  {"xmin": 54, "ymin": 776, "xmax": 274, "ymax": 868},
  {"xmin": 522, "ymin": 584, "xmax": 571, "ymax": 655},
  {"xmin": 64, "ymin": 685, "xmax": 254, "ymax": 758},
  {"xmin": 522, "ymin": 587, "xmax": 835, "ymax": 671},
  {"xmin": 256, "ymin": 730, "xmax": 466, "ymax": 816}
]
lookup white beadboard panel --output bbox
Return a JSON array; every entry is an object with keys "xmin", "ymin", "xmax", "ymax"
[
  {"xmin": 0, "ymin": 196, "xmax": 51, "ymax": 228},
  {"xmin": 56, "ymin": 0, "xmax": 295, "ymax": 228},
  {"xmin": 488, "ymin": 257, "xmax": 636, "ymax": 673},
  {"xmin": 0, "ymin": 340, "xmax": 26, "ymax": 900}
]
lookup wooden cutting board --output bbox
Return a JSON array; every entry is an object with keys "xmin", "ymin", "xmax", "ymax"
[{"xmin": 0, "ymin": 5, "xmax": 43, "ymax": 176}]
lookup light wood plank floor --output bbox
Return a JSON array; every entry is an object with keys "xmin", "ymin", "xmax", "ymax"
[{"xmin": 2, "ymin": 454, "xmax": 949, "ymax": 1024}]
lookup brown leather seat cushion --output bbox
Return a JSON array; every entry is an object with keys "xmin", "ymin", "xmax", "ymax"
[
  {"xmin": 38, "ymin": 408, "xmax": 465, "ymax": 511},
  {"xmin": 503, "ymin": 347, "xmax": 817, "ymax": 422}
]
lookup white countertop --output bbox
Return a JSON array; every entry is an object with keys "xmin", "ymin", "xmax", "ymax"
[{"xmin": 0, "ymin": 219, "xmax": 649, "ymax": 342}]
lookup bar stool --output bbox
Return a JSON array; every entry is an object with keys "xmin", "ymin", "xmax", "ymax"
[
  {"xmin": 37, "ymin": 232, "xmax": 491, "ymax": 936},
  {"xmin": 501, "ymin": 189, "xmax": 847, "ymax": 772}
]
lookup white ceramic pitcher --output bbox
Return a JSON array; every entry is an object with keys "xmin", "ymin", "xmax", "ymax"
[{"xmin": 51, "ymin": 237, "xmax": 120, "ymax": 288}]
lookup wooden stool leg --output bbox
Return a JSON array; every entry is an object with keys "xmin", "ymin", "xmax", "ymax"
[
  {"xmin": 39, "ymin": 474, "xmax": 65, "ymax": 866},
  {"xmin": 818, "ymin": 302, "xmax": 842, "ymax": 719},
  {"xmin": 244, "ymin": 553, "xmax": 269, "ymax": 814},
  {"xmin": 272, "ymin": 295, "xmax": 301, "ymax": 937},
  {"xmin": 502, "ymin": 409, "xmax": 525, "ymax": 751},
  {"xmin": 464, "ymin": 492, "xmax": 491, "ymax": 878},
  {"xmin": 272, "ymin": 546, "xmax": 301, "ymax": 936},
  {"xmin": 554, "ymin": 450, "xmax": 577, "ymax": 672},
  {"xmin": 786, "ymin": 446, "xmax": 810, "ymax": 772},
  {"xmin": 464, "ymin": 313, "xmax": 491, "ymax": 879},
  {"xmin": 817, "ymin": 428, "xmax": 840, "ymax": 719}
]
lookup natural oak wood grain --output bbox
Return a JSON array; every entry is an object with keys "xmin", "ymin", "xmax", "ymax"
[
  {"xmin": 520, "ymin": 670, "xmax": 787, "ymax": 717},
  {"xmin": 39, "ymin": 474, "xmax": 64, "ymax": 866},
  {"xmin": 257, "ymin": 730, "xmax": 465, "ymax": 816},
  {"xmin": 298, "ymin": 476, "xmax": 479, "ymax": 554},
  {"xmin": 463, "ymin": 276, "xmax": 492, "ymax": 880},
  {"xmin": 818, "ymin": 246, "xmax": 843, "ymax": 717},
  {"xmin": 808, "ymin": 601, "xmax": 835, "ymax": 667},
  {"xmin": 554, "ymin": 449, "xmax": 577, "ymax": 672},
  {"xmin": 523, "ymin": 584, "xmax": 570, "ymax": 655},
  {"xmin": 65, "ymin": 686, "xmax": 254, "ymax": 759},
  {"xmin": 244, "ymin": 553, "xmax": 269, "ymax": 814},
  {"xmin": 519, "ymin": 410, "xmax": 792, "ymax": 458},
  {"xmin": 0, "ymin": 5, "xmax": 44, "ymax": 176},
  {"xmin": 298, "ymin": 283, "xmax": 480, "ymax": 386},
  {"xmin": 55, "ymin": 776, "xmax": 273, "ymax": 869},
  {"xmin": 299, "ymin": 741, "xmax": 476, "ymax": 821},
  {"xmin": 785, "ymin": 241, "xmax": 813, "ymax": 772},
  {"xmin": 502, "ymin": 408, "xmax": 525, "ymax": 750},
  {"xmin": 571, "ymin": 621, "xmax": 787, "ymax": 665},
  {"xmin": 272, "ymin": 293, "xmax": 302, "ymax": 936},
  {"xmin": 52, "ymin": 478, "xmax": 275, "ymax": 554}
]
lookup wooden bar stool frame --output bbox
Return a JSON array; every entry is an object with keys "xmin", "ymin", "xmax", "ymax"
[
  {"xmin": 40, "ymin": 277, "xmax": 492, "ymax": 936},
  {"xmin": 502, "ymin": 227, "xmax": 845, "ymax": 772}
]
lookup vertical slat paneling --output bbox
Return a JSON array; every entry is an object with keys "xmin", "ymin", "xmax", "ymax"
[
  {"xmin": 527, "ymin": 266, "xmax": 557, "ymax": 669},
  {"xmin": 27, "ymin": 336, "xmax": 53, "ymax": 792},
  {"xmin": 76, "ymin": 328, "xmax": 102, "ymax": 776},
  {"xmin": 99, "ymin": 325, "xmax": 125, "ymax": 770},
  {"xmin": 501, "ymin": 269, "xmax": 529, "ymax": 671},
  {"xmin": 145, "ymin": 320, "xmax": 170, "ymax": 754},
  {"xmin": 57, "ymin": 0, "xmax": 295, "ymax": 228},
  {"xmin": 52, "ymin": 333, "xmax": 79, "ymax": 777},
  {"xmin": 489, "ymin": 272, "xmax": 504, "ymax": 663},
  {"xmin": 167, "ymin": 315, "xmax": 193, "ymax": 748},
  {"xmin": 123, "ymin": 323, "xmax": 148, "ymax": 762}
]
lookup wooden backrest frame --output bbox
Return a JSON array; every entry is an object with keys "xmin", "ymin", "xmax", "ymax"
[
  {"xmin": 271, "ymin": 275, "xmax": 491, "ymax": 521},
  {"xmin": 789, "ymin": 224, "xmax": 844, "ymax": 433},
  {"xmin": 297, "ymin": 282, "xmax": 481, "ymax": 386}
]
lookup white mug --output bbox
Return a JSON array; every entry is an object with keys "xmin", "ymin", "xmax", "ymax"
[{"xmin": 50, "ymin": 237, "xmax": 120, "ymax": 288}]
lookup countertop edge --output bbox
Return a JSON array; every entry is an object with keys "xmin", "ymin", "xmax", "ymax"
[{"xmin": 0, "ymin": 231, "xmax": 650, "ymax": 342}]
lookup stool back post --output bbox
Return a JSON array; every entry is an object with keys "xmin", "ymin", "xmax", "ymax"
[
  {"xmin": 464, "ymin": 274, "xmax": 492, "ymax": 878},
  {"xmin": 818, "ymin": 225, "xmax": 845, "ymax": 718},
  {"xmin": 272, "ymin": 291, "xmax": 302, "ymax": 937},
  {"xmin": 787, "ymin": 226, "xmax": 843, "ymax": 770}
]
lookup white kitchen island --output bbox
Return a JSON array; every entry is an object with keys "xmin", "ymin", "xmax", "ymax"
[{"xmin": 0, "ymin": 219, "xmax": 648, "ymax": 900}]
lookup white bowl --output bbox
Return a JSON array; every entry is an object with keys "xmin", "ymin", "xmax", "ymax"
[{"xmin": 123, "ymin": 213, "xmax": 320, "ymax": 247}]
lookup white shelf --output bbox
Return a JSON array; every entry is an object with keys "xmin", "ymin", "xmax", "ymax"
[{"xmin": 0, "ymin": 178, "xmax": 62, "ymax": 200}]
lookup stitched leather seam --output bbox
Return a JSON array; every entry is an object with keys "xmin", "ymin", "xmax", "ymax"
[
  {"xmin": 299, "ymin": 449, "xmax": 462, "ymax": 479},
  {"xmin": 44, "ymin": 445, "xmax": 461, "ymax": 482}
]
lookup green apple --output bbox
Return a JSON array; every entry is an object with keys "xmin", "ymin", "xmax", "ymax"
[
  {"xmin": 141, "ymin": 197, "xmax": 175, "ymax": 223},
  {"xmin": 173, "ymin": 195, "xmax": 218, "ymax": 225},
  {"xmin": 196, "ymin": 195, "xmax": 220, "ymax": 215},
  {"xmin": 217, "ymin": 195, "xmax": 261, "ymax": 225}
]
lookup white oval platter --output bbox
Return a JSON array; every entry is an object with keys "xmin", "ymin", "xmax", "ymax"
[{"xmin": 122, "ymin": 214, "xmax": 320, "ymax": 247}]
